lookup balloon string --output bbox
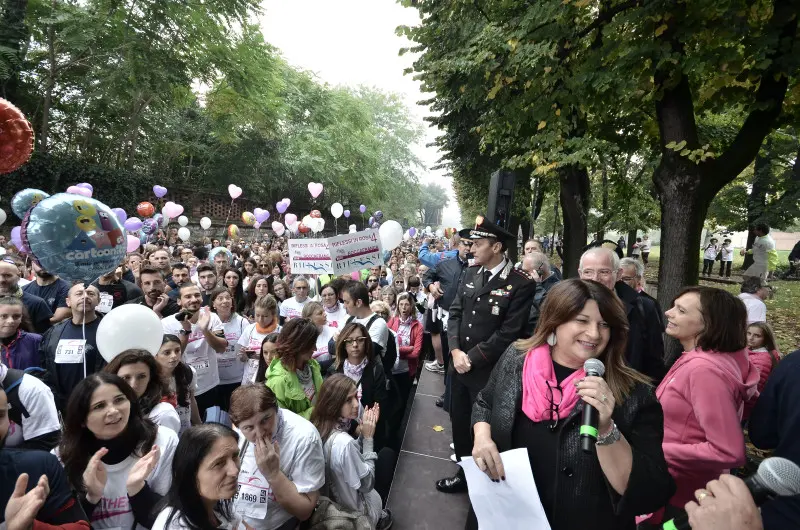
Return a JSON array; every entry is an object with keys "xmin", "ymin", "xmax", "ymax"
[
  {"xmin": 82, "ymin": 294, "xmax": 87, "ymax": 380},
  {"xmin": 223, "ymin": 199, "xmax": 234, "ymax": 232}
]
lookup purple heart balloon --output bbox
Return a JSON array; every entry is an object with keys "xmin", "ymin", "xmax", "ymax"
[
  {"xmin": 276, "ymin": 201, "xmax": 288, "ymax": 214},
  {"xmin": 124, "ymin": 217, "xmax": 143, "ymax": 232},
  {"xmin": 359, "ymin": 205, "xmax": 367, "ymax": 214},
  {"xmin": 10, "ymin": 226, "xmax": 23, "ymax": 249},
  {"xmin": 153, "ymin": 185, "xmax": 168, "ymax": 198},
  {"xmin": 112, "ymin": 208, "xmax": 127, "ymax": 223},
  {"xmin": 343, "ymin": 210, "xmax": 350, "ymax": 218},
  {"xmin": 254, "ymin": 208, "xmax": 270, "ymax": 223},
  {"xmin": 409, "ymin": 227, "xmax": 416, "ymax": 237},
  {"xmin": 77, "ymin": 183, "xmax": 93, "ymax": 192}
]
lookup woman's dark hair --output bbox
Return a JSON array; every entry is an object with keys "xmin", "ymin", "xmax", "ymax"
[
  {"xmin": 515, "ymin": 279, "xmax": 650, "ymax": 403},
  {"xmin": 245, "ymin": 274, "xmax": 273, "ymax": 316},
  {"xmin": 0, "ymin": 296, "xmax": 34, "ymax": 332},
  {"xmin": 229, "ymin": 384, "xmax": 279, "ymax": 425},
  {"xmin": 675, "ymin": 286, "xmax": 747, "ymax": 353},
  {"xmin": 310, "ymin": 374, "xmax": 357, "ymax": 442},
  {"xmin": 162, "ymin": 334, "xmax": 193, "ymax": 407},
  {"xmin": 162, "ymin": 424, "xmax": 239, "ymax": 530},
  {"xmin": 271, "ymin": 279, "xmax": 289, "ymax": 302},
  {"xmin": 396, "ymin": 292, "xmax": 417, "ymax": 318},
  {"xmin": 59, "ymin": 372, "xmax": 157, "ymax": 493},
  {"xmin": 103, "ymin": 349, "xmax": 167, "ymax": 414},
  {"xmin": 274, "ymin": 318, "xmax": 319, "ymax": 372},
  {"xmin": 327, "ymin": 278, "xmax": 347, "ymax": 299},
  {"xmin": 221, "ymin": 267, "xmax": 245, "ymax": 313},
  {"xmin": 243, "ymin": 257, "xmax": 258, "ymax": 278},
  {"xmin": 334, "ymin": 322, "xmax": 374, "ymax": 369},
  {"xmin": 254, "ymin": 333, "xmax": 280, "ymax": 383}
]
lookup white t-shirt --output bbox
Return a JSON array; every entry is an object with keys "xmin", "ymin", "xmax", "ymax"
[
  {"xmin": 326, "ymin": 432, "xmax": 382, "ymax": 528},
  {"xmin": 55, "ymin": 426, "xmax": 178, "ymax": 530},
  {"xmin": 720, "ymin": 245, "xmax": 735, "ymax": 262},
  {"xmin": 738, "ymin": 293, "xmax": 767, "ymax": 325},
  {"xmin": 350, "ymin": 314, "xmax": 389, "ymax": 351},
  {"xmin": 149, "ymin": 402, "xmax": 181, "ymax": 434},
  {"xmin": 324, "ymin": 304, "xmax": 349, "ymax": 330},
  {"xmin": 233, "ymin": 409, "xmax": 325, "ymax": 530},
  {"xmin": 238, "ymin": 323, "xmax": 281, "ymax": 385},
  {"xmin": 152, "ymin": 507, "xmax": 245, "ymax": 530},
  {"xmin": 167, "ymin": 369, "xmax": 196, "ymax": 436},
  {"xmin": 3, "ymin": 373, "xmax": 61, "ymax": 447},
  {"xmin": 703, "ymin": 244, "xmax": 719, "ymax": 260},
  {"xmin": 162, "ymin": 313, "xmax": 225, "ymax": 395},
  {"xmin": 313, "ymin": 326, "xmax": 336, "ymax": 365},
  {"xmin": 279, "ymin": 297, "xmax": 308, "ymax": 321},
  {"xmin": 218, "ymin": 314, "xmax": 249, "ymax": 384}
]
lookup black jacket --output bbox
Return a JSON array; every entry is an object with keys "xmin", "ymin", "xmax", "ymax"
[
  {"xmin": 473, "ymin": 346, "xmax": 675, "ymax": 530},
  {"xmin": 422, "ymin": 254, "xmax": 469, "ymax": 311},
  {"xmin": 526, "ymin": 273, "xmax": 560, "ymax": 334},
  {"xmin": 447, "ymin": 261, "xmax": 535, "ymax": 391},
  {"xmin": 749, "ymin": 349, "xmax": 800, "ymax": 528},
  {"xmin": 39, "ymin": 317, "xmax": 106, "ymax": 411},
  {"xmin": 614, "ymin": 282, "xmax": 666, "ymax": 383}
]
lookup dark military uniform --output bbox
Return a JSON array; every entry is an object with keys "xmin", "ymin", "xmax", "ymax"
[{"xmin": 446, "ymin": 258, "xmax": 535, "ymax": 460}]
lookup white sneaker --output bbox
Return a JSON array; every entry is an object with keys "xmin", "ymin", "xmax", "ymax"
[{"xmin": 425, "ymin": 361, "xmax": 445, "ymax": 374}]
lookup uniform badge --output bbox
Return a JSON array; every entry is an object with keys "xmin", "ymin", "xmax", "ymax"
[{"xmin": 491, "ymin": 305, "xmax": 500, "ymax": 315}]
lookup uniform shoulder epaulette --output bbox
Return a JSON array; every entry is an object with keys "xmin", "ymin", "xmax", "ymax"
[{"xmin": 512, "ymin": 268, "xmax": 533, "ymax": 280}]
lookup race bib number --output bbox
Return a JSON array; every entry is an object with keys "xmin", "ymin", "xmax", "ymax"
[
  {"xmin": 187, "ymin": 354, "xmax": 210, "ymax": 374},
  {"xmin": 97, "ymin": 293, "xmax": 114, "ymax": 314},
  {"xmin": 55, "ymin": 339, "xmax": 86, "ymax": 364},
  {"xmin": 234, "ymin": 481, "xmax": 269, "ymax": 519}
]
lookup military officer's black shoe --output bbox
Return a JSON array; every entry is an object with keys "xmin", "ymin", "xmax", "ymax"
[{"xmin": 436, "ymin": 470, "xmax": 468, "ymax": 493}]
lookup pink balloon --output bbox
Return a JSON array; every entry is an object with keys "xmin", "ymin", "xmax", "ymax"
[
  {"xmin": 126, "ymin": 235, "xmax": 141, "ymax": 253},
  {"xmin": 228, "ymin": 184, "xmax": 243, "ymax": 199},
  {"xmin": 162, "ymin": 201, "xmax": 184, "ymax": 219},
  {"xmin": 350, "ymin": 271, "xmax": 360, "ymax": 281},
  {"xmin": 271, "ymin": 221, "xmax": 285, "ymax": 236},
  {"xmin": 253, "ymin": 221, "xmax": 261, "ymax": 229},
  {"xmin": 307, "ymin": 182, "xmax": 324, "ymax": 198},
  {"xmin": 285, "ymin": 213, "xmax": 297, "ymax": 227},
  {"xmin": 66, "ymin": 185, "xmax": 92, "ymax": 197}
]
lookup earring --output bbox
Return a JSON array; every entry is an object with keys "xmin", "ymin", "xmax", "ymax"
[{"xmin": 547, "ymin": 332, "xmax": 557, "ymax": 347}]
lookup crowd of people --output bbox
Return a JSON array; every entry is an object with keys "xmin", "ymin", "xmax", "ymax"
[{"xmin": 0, "ymin": 217, "xmax": 796, "ymax": 530}]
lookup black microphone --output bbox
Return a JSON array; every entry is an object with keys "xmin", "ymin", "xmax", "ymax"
[
  {"xmin": 580, "ymin": 358, "xmax": 605, "ymax": 453},
  {"xmin": 661, "ymin": 456, "xmax": 800, "ymax": 530}
]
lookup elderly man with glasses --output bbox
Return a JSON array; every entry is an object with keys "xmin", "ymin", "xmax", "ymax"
[{"xmin": 579, "ymin": 247, "xmax": 666, "ymax": 382}]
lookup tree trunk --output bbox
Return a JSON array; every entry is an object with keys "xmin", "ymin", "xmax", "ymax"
[
  {"xmin": 39, "ymin": 2, "xmax": 57, "ymax": 153},
  {"xmin": 597, "ymin": 164, "xmax": 609, "ymax": 241},
  {"xmin": 626, "ymin": 229, "xmax": 637, "ymax": 257},
  {"xmin": 0, "ymin": 0, "xmax": 30, "ymax": 104},
  {"xmin": 550, "ymin": 198, "xmax": 559, "ymax": 257},
  {"xmin": 559, "ymin": 164, "xmax": 590, "ymax": 278},
  {"xmin": 743, "ymin": 146, "xmax": 770, "ymax": 269}
]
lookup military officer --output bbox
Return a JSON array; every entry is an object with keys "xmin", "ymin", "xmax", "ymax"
[{"xmin": 436, "ymin": 216, "xmax": 536, "ymax": 493}]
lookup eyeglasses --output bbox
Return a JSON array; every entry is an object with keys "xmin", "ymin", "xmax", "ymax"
[
  {"xmin": 580, "ymin": 269, "xmax": 614, "ymax": 278},
  {"xmin": 367, "ymin": 278, "xmax": 378, "ymax": 283},
  {"xmin": 546, "ymin": 381, "xmax": 563, "ymax": 431},
  {"xmin": 343, "ymin": 337, "xmax": 368, "ymax": 346}
]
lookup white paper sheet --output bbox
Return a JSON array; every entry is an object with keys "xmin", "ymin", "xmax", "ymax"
[{"xmin": 459, "ymin": 448, "xmax": 551, "ymax": 530}]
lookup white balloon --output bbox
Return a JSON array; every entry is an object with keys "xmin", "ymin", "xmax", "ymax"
[
  {"xmin": 379, "ymin": 220, "xmax": 404, "ymax": 251},
  {"xmin": 348, "ymin": 224, "xmax": 357, "ymax": 234},
  {"xmin": 178, "ymin": 215, "xmax": 189, "ymax": 227},
  {"xmin": 425, "ymin": 225, "xmax": 432, "ymax": 234},
  {"xmin": 435, "ymin": 228, "xmax": 444, "ymax": 237},
  {"xmin": 0, "ymin": 209, "xmax": 6, "ymax": 226},
  {"xmin": 330, "ymin": 202, "xmax": 344, "ymax": 219},
  {"xmin": 178, "ymin": 227, "xmax": 191, "ymax": 241},
  {"xmin": 96, "ymin": 305, "xmax": 163, "ymax": 363},
  {"xmin": 311, "ymin": 218, "xmax": 325, "ymax": 233},
  {"xmin": 200, "ymin": 217, "xmax": 212, "ymax": 230}
]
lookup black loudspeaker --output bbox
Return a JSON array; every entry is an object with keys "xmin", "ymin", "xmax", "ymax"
[{"xmin": 487, "ymin": 170, "xmax": 516, "ymax": 230}]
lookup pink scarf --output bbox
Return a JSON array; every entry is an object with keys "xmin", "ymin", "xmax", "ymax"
[{"xmin": 521, "ymin": 344, "xmax": 586, "ymax": 422}]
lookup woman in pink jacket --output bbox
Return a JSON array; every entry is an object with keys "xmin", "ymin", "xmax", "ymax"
[{"xmin": 656, "ymin": 286, "xmax": 759, "ymax": 521}]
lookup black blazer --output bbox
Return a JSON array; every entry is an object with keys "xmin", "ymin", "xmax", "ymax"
[{"xmin": 473, "ymin": 346, "xmax": 675, "ymax": 530}]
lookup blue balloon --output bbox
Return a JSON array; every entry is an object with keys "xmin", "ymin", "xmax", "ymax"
[
  {"xmin": 11, "ymin": 189, "xmax": 50, "ymax": 219},
  {"xmin": 209, "ymin": 246, "xmax": 232, "ymax": 265},
  {"xmin": 22, "ymin": 193, "xmax": 127, "ymax": 282}
]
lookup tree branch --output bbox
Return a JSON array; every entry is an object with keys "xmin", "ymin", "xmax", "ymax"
[{"xmin": 711, "ymin": 0, "xmax": 798, "ymax": 180}]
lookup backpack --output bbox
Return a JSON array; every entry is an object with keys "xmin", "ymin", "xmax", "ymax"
[
  {"xmin": 4, "ymin": 367, "xmax": 48, "ymax": 425},
  {"xmin": 347, "ymin": 315, "xmax": 397, "ymax": 376},
  {"xmin": 306, "ymin": 431, "xmax": 372, "ymax": 530}
]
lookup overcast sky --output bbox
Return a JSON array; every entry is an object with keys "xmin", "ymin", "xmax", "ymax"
[{"xmin": 258, "ymin": 0, "xmax": 461, "ymax": 228}]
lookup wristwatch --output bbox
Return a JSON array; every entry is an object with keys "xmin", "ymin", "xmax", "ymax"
[
  {"xmin": 179, "ymin": 329, "xmax": 190, "ymax": 336},
  {"xmin": 596, "ymin": 421, "xmax": 621, "ymax": 446}
]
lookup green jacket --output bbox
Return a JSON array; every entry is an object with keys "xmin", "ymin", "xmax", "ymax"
[{"xmin": 265, "ymin": 358, "xmax": 323, "ymax": 420}]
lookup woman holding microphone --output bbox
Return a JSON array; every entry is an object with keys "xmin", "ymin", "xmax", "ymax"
[{"xmin": 470, "ymin": 279, "xmax": 674, "ymax": 530}]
